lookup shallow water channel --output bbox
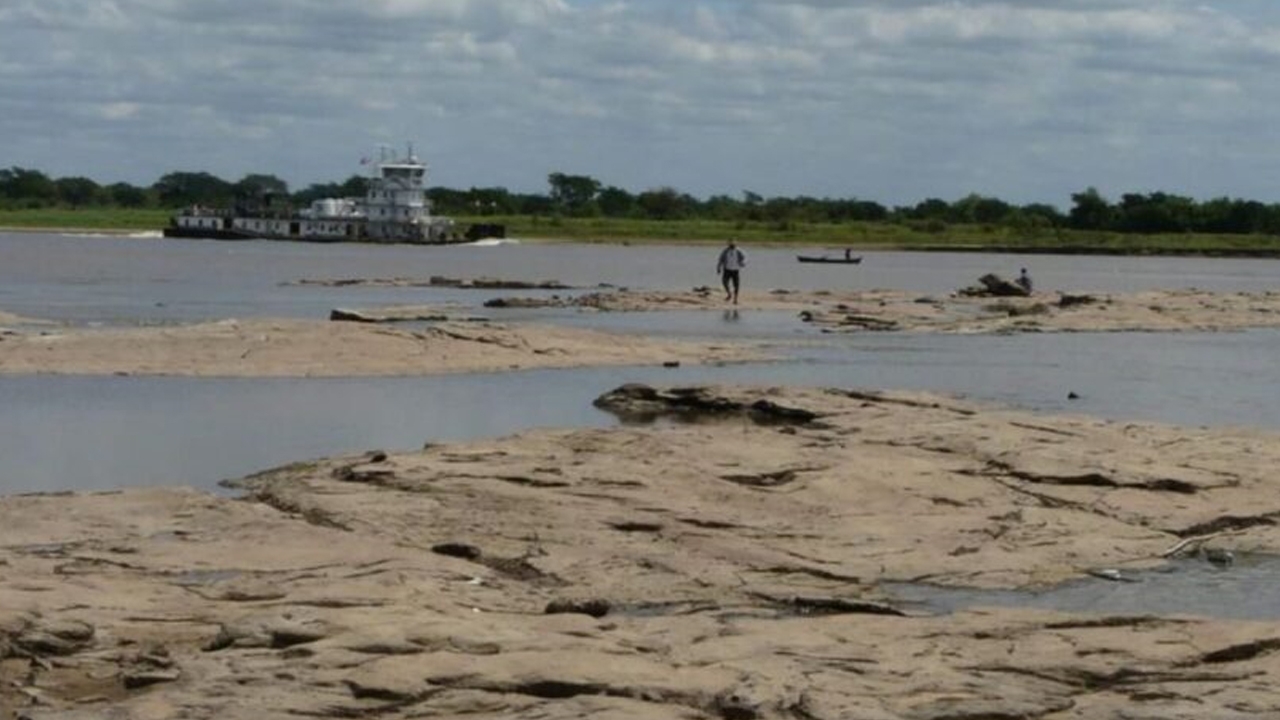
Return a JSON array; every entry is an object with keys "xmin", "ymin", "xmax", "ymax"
[
  {"xmin": 4, "ymin": 326, "xmax": 1280, "ymax": 496},
  {"xmin": 888, "ymin": 554, "xmax": 1280, "ymax": 621}
]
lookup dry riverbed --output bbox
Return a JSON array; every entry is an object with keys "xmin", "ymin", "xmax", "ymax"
[{"xmin": 3, "ymin": 384, "xmax": 1280, "ymax": 718}]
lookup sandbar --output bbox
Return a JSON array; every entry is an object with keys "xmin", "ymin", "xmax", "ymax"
[
  {"xmin": 0, "ymin": 317, "xmax": 761, "ymax": 377},
  {"xmin": 481, "ymin": 286, "xmax": 1280, "ymax": 333}
]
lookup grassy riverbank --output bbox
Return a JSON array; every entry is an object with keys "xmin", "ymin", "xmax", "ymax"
[
  {"xmin": 491, "ymin": 214, "xmax": 1280, "ymax": 255},
  {"xmin": 0, "ymin": 208, "xmax": 172, "ymax": 232},
  {"xmin": 5, "ymin": 208, "xmax": 1280, "ymax": 255}
]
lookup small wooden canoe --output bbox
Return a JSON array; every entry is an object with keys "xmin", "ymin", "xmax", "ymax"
[{"xmin": 797, "ymin": 255, "xmax": 862, "ymax": 264}]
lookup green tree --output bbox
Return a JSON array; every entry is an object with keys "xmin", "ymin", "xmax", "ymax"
[
  {"xmin": 547, "ymin": 172, "xmax": 601, "ymax": 216},
  {"xmin": 55, "ymin": 176, "xmax": 103, "ymax": 207},
  {"xmin": 762, "ymin": 197, "xmax": 797, "ymax": 225},
  {"xmin": 152, "ymin": 171, "xmax": 233, "ymax": 208},
  {"xmin": 1019, "ymin": 203, "xmax": 1063, "ymax": 226},
  {"xmin": 739, "ymin": 191, "xmax": 764, "ymax": 221},
  {"xmin": 636, "ymin": 187, "xmax": 693, "ymax": 220},
  {"xmin": 950, "ymin": 194, "xmax": 1011, "ymax": 225},
  {"xmin": 513, "ymin": 193, "xmax": 554, "ymax": 215},
  {"xmin": 106, "ymin": 182, "xmax": 150, "ymax": 207},
  {"xmin": 1067, "ymin": 187, "xmax": 1114, "ymax": 230},
  {"xmin": 0, "ymin": 167, "xmax": 57, "ymax": 206},
  {"xmin": 425, "ymin": 187, "xmax": 467, "ymax": 214},
  {"xmin": 467, "ymin": 187, "xmax": 514, "ymax": 215},
  {"xmin": 703, "ymin": 194, "xmax": 743, "ymax": 221},
  {"xmin": 233, "ymin": 174, "xmax": 289, "ymax": 203},
  {"xmin": 908, "ymin": 198, "xmax": 950, "ymax": 220},
  {"xmin": 597, "ymin": 186, "xmax": 635, "ymax": 217},
  {"xmin": 337, "ymin": 175, "xmax": 368, "ymax": 198},
  {"xmin": 294, "ymin": 182, "xmax": 347, "ymax": 206}
]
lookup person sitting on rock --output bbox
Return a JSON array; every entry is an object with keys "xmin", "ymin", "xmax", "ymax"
[{"xmin": 1016, "ymin": 268, "xmax": 1033, "ymax": 294}]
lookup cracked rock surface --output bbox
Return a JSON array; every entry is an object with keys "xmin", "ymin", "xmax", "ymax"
[{"xmin": 4, "ymin": 385, "xmax": 1280, "ymax": 718}]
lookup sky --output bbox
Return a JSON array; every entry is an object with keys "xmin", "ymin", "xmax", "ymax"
[{"xmin": 3, "ymin": 0, "xmax": 1280, "ymax": 208}]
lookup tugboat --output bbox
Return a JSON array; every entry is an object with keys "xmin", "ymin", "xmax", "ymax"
[{"xmin": 163, "ymin": 145, "xmax": 487, "ymax": 244}]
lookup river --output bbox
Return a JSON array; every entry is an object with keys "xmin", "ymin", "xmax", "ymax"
[{"xmin": 3, "ymin": 231, "xmax": 1280, "ymax": 495}]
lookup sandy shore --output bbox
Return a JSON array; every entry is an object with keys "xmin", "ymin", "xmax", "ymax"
[
  {"xmin": 0, "ymin": 317, "xmax": 761, "ymax": 377},
  {"xmin": 3, "ymin": 384, "xmax": 1280, "ymax": 717}
]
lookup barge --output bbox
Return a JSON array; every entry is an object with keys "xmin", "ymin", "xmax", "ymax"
[{"xmin": 164, "ymin": 146, "xmax": 499, "ymax": 244}]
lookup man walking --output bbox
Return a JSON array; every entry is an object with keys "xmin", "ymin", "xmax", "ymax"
[{"xmin": 716, "ymin": 239, "xmax": 745, "ymax": 304}]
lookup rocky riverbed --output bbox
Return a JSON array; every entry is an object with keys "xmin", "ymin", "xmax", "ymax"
[
  {"xmin": 4, "ymin": 384, "xmax": 1280, "ymax": 718},
  {"xmin": 476, "ymin": 286, "xmax": 1280, "ymax": 334}
]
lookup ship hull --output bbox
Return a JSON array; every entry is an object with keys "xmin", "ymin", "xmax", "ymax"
[
  {"xmin": 163, "ymin": 222, "xmax": 486, "ymax": 245},
  {"xmin": 162, "ymin": 226, "xmax": 258, "ymax": 241}
]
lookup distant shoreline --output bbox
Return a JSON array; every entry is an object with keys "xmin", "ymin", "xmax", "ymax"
[{"xmin": 5, "ymin": 221, "xmax": 1280, "ymax": 257}]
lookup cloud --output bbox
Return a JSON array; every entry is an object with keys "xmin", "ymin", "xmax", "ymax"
[{"xmin": 1, "ymin": 0, "xmax": 1277, "ymax": 205}]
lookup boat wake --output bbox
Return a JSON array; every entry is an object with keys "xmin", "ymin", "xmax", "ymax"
[
  {"xmin": 65, "ymin": 231, "xmax": 164, "ymax": 239},
  {"xmin": 465, "ymin": 238, "xmax": 521, "ymax": 247}
]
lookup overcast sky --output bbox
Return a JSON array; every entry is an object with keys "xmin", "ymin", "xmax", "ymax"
[{"xmin": 3, "ymin": 0, "xmax": 1279, "ymax": 208}]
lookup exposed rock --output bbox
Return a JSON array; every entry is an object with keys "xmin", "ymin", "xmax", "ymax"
[
  {"xmin": 329, "ymin": 307, "xmax": 450, "ymax": 323},
  {"xmin": 290, "ymin": 276, "xmax": 571, "ymax": 290},
  {"xmin": 204, "ymin": 615, "xmax": 330, "ymax": 651},
  {"xmin": 484, "ymin": 296, "xmax": 565, "ymax": 309},
  {"xmin": 593, "ymin": 384, "xmax": 818, "ymax": 426},
  {"xmin": 120, "ymin": 645, "xmax": 180, "ymax": 689},
  {"xmin": 13, "ymin": 618, "xmax": 95, "ymax": 656},
  {"xmin": 545, "ymin": 598, "xmax": 612, "ymax": 618},
  {"xmin": 6, "ymin": 386, "xmax": 1280, "ymax": 717},
  {"xmin": 1059, "ymin": 292, "xmax": 1098, "ymax": 308},
  {"xmin": 958, "ymin": 272, "xmax": 1032, "ymax": 297},
  {"xmin": 431, "ymin": 542, "xmax": 482, "ymax": 560},
  {"xmin": 431, "ymin": 275, "xmax": 570, "ymax": 290}
]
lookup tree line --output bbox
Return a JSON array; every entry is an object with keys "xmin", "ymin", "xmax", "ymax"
[{"xmin": 3, "ymin": 165, "xmax": 1280, "ymax": 236}]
